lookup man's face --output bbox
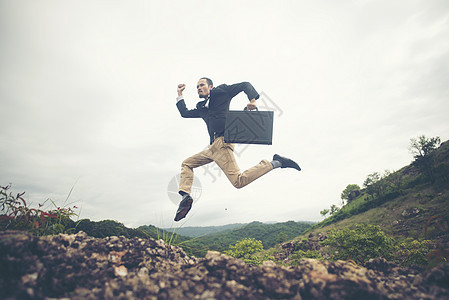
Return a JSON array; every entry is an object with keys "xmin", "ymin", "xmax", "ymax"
[{"xmin": 197, "ymin": 79, "xmax": 212, "ymax": 98}]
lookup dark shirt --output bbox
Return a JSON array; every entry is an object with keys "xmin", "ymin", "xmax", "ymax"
[{"xmin": 176, "ymin": 82, "xmax": 260, "ymax": 144}]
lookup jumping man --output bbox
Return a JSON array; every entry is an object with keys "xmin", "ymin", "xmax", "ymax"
[{"xmin": 174, "ymin": 78, "xmax": 301, "ymax": 221}]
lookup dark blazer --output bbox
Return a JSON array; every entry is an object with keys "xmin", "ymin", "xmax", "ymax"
[{"xmin": 176, "ymin": 82, "xmax": 260, "ymax": 144}]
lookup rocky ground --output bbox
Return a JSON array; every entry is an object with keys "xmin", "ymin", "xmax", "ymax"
[{"xmin": 1, "ymin": 230, "xmax": 448, "ymax": 299}]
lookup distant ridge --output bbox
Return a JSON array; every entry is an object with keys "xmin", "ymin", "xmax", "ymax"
[{"xmin": 165, "ymin": 223, "xmax": 246, "ymax": 237}]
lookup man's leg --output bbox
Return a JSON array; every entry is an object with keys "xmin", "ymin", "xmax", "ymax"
[
  {"xmin": 179, "ymin": 148, "xmax": 213, "ymax": 195},
  {"xmin": 212, "ymin": 138, "xmax": 273, "ymax": 189},
  {"xmin": 175, "ymin": 148, "xmax": 213, "ymax": 221}
]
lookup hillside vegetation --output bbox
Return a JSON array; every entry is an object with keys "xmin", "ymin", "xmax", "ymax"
[
  {"xmin": 262, "ymin": 137, "xmax": 449, "ymax": 268},
  {"xmin": 164, "ymin": 223, "xmax": 247, "ymax": 237},
  {"xmin": 177, "ymin": 220, "xmax": 313, "ymax": 255},
  {"xmin": 313, "ymin": 137, "xmax": 448, "ymax": 238}
]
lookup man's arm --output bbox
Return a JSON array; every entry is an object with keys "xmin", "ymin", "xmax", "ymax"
[
  {"xmin": 176, "ymin": 83, "xmax": 202, "ymax": 118},
  {"xmin": 226, "ymin": 82, "xmax": 260, "ymax": 100},
  {"xmin": 223, "ymin": 82, "xmax": 259, "ymax": 111}
]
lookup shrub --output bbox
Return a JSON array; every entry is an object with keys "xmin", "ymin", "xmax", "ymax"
[
  {"xmin": 224, "ymin": 238, "xmax": 265, "ymax": 265},
  {"xmin": 395, "ymin": 238, "xmax": 434, "ymax": 267},
  {"xmin": 323, "ymin": 224, "xmax": 395, "ymax": 264}
]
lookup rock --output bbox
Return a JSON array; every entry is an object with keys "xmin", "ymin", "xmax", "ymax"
[
  {"xmin": 364, "ymin": 257, "xmax": 398, "ymax": 274},
  {"xmin": 401, "ymin": 207, "xmax": 421, "ymax": 218},
  {"xmin": 423, "ymin": 263, "xmax": 449, "ymax": 289},
  {"xmin": 1, "ymin": 230, "xmax": 449, "ymax": 299},
  {"xmin": 348, "ymin": 190, "xmax": 361, "ymax": 202}
]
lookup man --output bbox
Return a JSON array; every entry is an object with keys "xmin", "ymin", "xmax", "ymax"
[{"xmin": 174, "ymin": 77, "xmax": 301, "ymax": 221}]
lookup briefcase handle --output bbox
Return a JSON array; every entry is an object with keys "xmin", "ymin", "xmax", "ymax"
[{"xmin": 243, "ymin": 107, "xmax": 259, "ymax": 111}]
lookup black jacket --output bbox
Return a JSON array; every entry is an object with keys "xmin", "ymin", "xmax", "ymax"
[{"xmin": 176, "ymin": 82, "xmax": 260, "ymax": 144}]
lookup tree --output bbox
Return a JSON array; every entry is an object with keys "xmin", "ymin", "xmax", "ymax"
[
  {"xmin": 341, "ymin": 184, "xmax": 361, "ymax": 204},
  {"xmin": 383, "ymin": 169, "xmax": 403, "ymax": 194},
  {"xmin": 277, "ymin": 232, "xmax": 288, "ymax": 244},
  {"xmin": 329, "ymin": 204, "xmax": 340, "ymax": 215},
  {"xmin": 320, "ymin": 209, "xmax": 330, "ymax": 217},
  {"xmin": 408, "ymin": 135, "xmax": 441, "ymax": 160},
  {"xmin": 408, "ymin": 135, "xmax": 441, "ymax": 183},
  {"xmin": 363, "ymin": 172, "xmax": 381, "ymax": 198}
]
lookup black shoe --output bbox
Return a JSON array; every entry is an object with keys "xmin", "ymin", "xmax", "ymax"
[
  {"xmin": 273, "ymin": 154, "xmax": 301, "ymax": 171},
  {"xmin": 174, "ymin": 194, "xmax": 193, "ymax": 221}
]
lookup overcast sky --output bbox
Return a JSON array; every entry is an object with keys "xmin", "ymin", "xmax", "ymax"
[{"xmin": 1, "ymin": 0, "xmax": 448, "ymax": 229}]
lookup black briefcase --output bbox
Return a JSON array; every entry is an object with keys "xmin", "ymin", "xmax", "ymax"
[{"xmin": 224, "ymin": 108, "xmax": 274, "ymax": 145}]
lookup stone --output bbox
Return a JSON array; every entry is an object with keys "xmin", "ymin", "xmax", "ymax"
[{"xmin": 1, "ymin": 230, "xmax": 448, "ymax": 299}]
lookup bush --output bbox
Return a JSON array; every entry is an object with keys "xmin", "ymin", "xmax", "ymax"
[
  {"xmin": 323, "ymin": 224, "xmax": 395, "ymax": 264},
  {"xmin": 224, "ymin": 238, "xmax": 267, "ymax": 265},
  {"xmin": 395, "ymin": 238, "xmax": 434, "ymax": 267},
  {"xmin": 322, "ymin": 224, "xmax": 438, "ymax": 267}
]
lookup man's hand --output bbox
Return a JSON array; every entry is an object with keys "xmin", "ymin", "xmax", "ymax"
[
  {"xmin": 246, "ymin": 99, "xmax": 257, "ymax": 111},
  {"xmin": 177, "ymin": 84, "xmax": 186, "ymax": 96}
]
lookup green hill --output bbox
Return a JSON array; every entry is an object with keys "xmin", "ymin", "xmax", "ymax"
[
  {"xmin": 180, "ymin": 220, "xmax": 314, "ymax": 255},
  {"xmin": 69, "ymin": 219, "xmax": 314, "ymax": 258},
  {"xmin": 267, "ymin": 138, "xmax": 449, "ymax": 267},
  {"xmin": 164, "ymin": 223, "xmax": 247, "ymax": 237},
  {"xmin": 312, "ymin": 139, "xmax": 449, "ymax": 239}
]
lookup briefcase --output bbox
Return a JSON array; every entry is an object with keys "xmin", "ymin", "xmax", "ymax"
[{"xmin": 224, "ymin": 108, "xmax": 274, "ymax": 145}]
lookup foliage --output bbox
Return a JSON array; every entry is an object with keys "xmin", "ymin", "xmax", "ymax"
[
  {"xmin": 320, "ymin": 204, "xmax": 340, "ymax": 218},
  {"xmin": 433, "ymin": 163, "xmax": 449, "ymax": 187},
  {"xmin": 277, "ymin": 232, "xmax": 288, "ymax": 244},
  {"xmin": 319, "ymin": 209, "xmax": 329, "ymax": 217},
  {"xmin": 224, "ymin": 238, "xmax": 269, "ymax": 265},
  {"xmin": 409, "ymin": 135, "xmax": 441, "ymax": 160},
  {"xmin": 164, "ymin": 223, "xmax": 246, "ymax": 238},
  {"xmin": 290, "ymin": 250, "xmax": 324, "ymax": 262},
  {"xmin": 323, "ymin": 224, "xmax": 396, "ymax": 264},
  {"xmin": 329, "ymin": 204, "xmax": 340, "ymax": 215},
  {"xmin": 341, "ymin": 184, "xmax": 361, "ymax": 204},
  {"xmin": 76, "ymin": 219, "xmax": 146, "ymax": 239},
  {"xmin": 186, "ymin": 221, "xmax": 313, "ymax": 254},
  {"xmin": 409, "ymin": 135, "xmax": 441, "ymax": 183},
  {"xmin": 320, "ymin": 224, "xmax": 441, "ymax": 268},
  {"xmin": 394, "ymin": 238, "xmax": 434, "ymax": 267},
  {"xmin": 0, "ymin": 184, "xmax": 79, "ymax": 235},
  {"xmin": 363, "ymin": 172, "xmax": 388, "ymax": 199},
  {"xmin": 383, "ymin": 169, "xmax": 404, "ymax": 194},
  {"xmin": 317, "ymin": 144, "xmax": 441, "ymax": 228},
  {"xmin": 363, "ymin": 172, "xmax": 381, "ymax": 189}
]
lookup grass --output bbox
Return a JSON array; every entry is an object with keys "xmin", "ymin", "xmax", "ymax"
[{"xmin": 0, "ymin": 184, "xmax": 81, "ymax": 235}]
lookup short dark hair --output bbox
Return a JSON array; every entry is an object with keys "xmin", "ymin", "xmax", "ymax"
[{"xmin": 200, "ymin": 77, "xmax": 213, "ymax": 87}]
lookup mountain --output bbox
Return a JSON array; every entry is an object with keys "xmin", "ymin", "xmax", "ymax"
[
  {"xmin": 164, "ymin": 223, "xmax": 247, "ymax": 237},
  {"xmin": 181, "ymin": 220, "xmax": 314, "ymax": 255},
  {"xmin": 43, "ymin": 216, "xmax": 312, "ymax": 258},
  {"xmin": 311, "ymin": 139, "xmax": 449, "ymax": 239},
  {"xmin": 270, "ymin": 139, "xmax": 449, "ymax": 266}
]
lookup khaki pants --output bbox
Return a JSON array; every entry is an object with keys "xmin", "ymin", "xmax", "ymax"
[{"xmin": 179, "ymin": 137, "xmax": 273, "ymax": 195}]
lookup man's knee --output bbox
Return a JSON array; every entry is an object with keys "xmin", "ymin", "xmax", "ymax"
[
  {"xmin": 181, "ymin": 159, "xmax": 192, "ymax": 169},
  {"xmin": 232, "ymin": 180, "xmax": 245, "ymax": 189}
]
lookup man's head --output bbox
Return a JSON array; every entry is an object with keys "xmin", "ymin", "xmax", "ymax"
[{"xmin": 197, "ymin": 77, "xmax": 213, "ymax": 98}]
